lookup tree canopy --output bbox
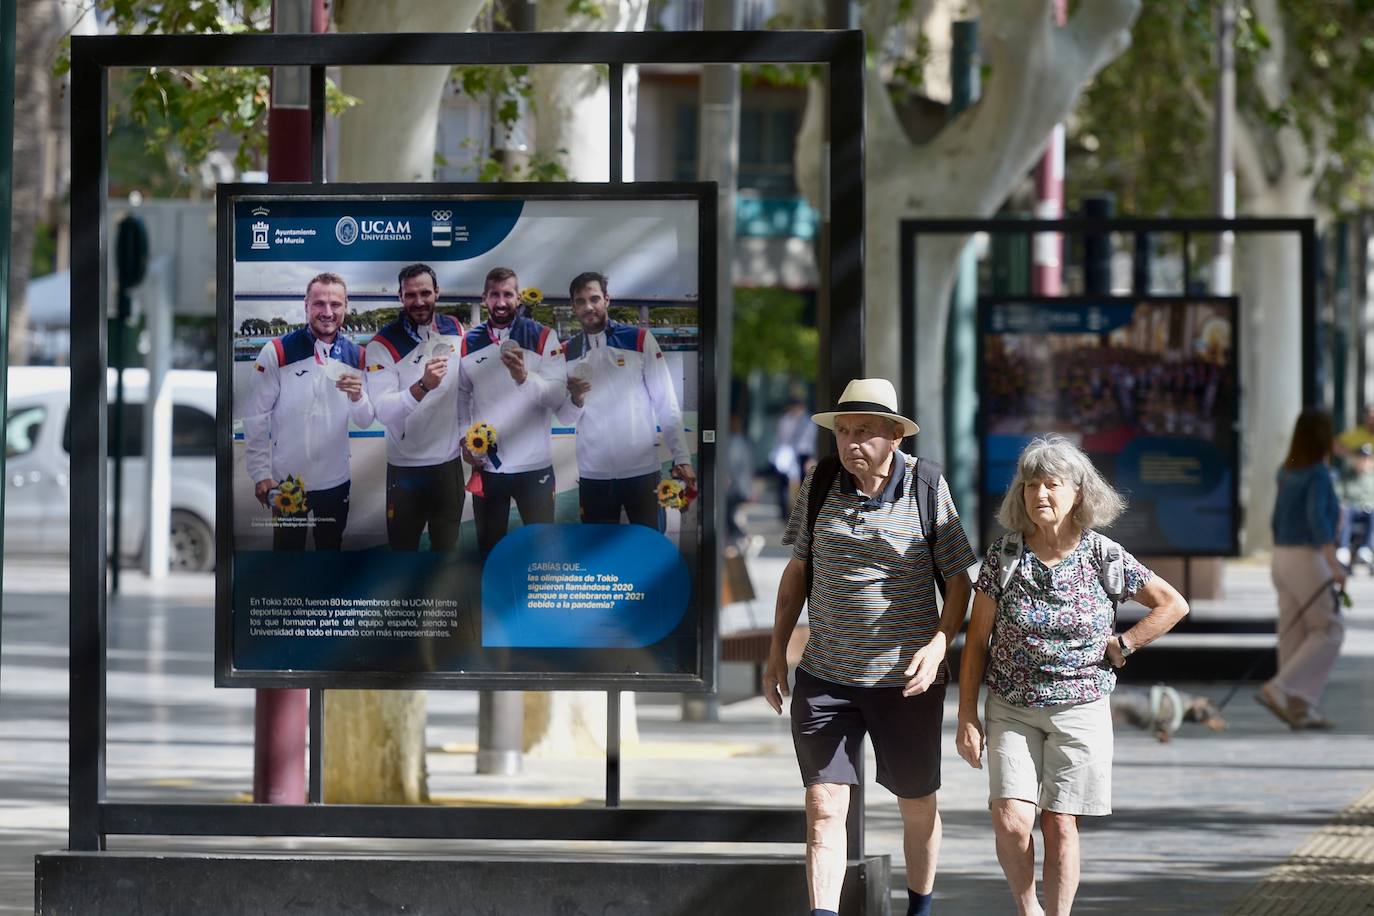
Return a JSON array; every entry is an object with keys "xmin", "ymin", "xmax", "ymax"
[{"xmin": 1070, "ymin": 0, "xmax": 1374, "ymax": 215}]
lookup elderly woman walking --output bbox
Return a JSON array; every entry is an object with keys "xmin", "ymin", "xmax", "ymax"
[
  {"xmin": 1257, "ymin": 408, "xmax": 1346, "ymax": 729},
  {"xmin": 956, "ymin": 436, "xmax": 1189, "ymax": 916}
]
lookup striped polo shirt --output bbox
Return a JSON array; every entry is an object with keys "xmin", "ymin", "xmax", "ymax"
[{"xmin": 783, "ymin": 451, "xmax": 977, "ymax": 688}]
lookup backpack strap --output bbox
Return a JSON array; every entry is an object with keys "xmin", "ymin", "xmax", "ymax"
[
  {"xmin": 914, "ymin": 458, "xmax": 947, "ymax": 598},
  {"xmin": 804, "ymin": 455, "xmax": 843, "ymax": 601},
  {"xmin": 1093, "ymin": 532, "xmax": 1126, "ymax": 632},
  {"xmin": 997, "ymin": 531, "xmax": 1024, "ymax": 593}
]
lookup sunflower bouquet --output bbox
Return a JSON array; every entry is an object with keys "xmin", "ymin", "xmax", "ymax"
[
  {"xmin": 271, "ymin": 475, "xmax": 308, "ymax": 515},
  {"xmin": 656, "ymin": 477, "xmax": 697, "ymax": 511},
  {"xmin": 521, "ymin": 287, "xmax": 543, "ymax": 308},
  {"xmin": 464, "ymin": 421, "xmax": 501, "ymax": 469}
]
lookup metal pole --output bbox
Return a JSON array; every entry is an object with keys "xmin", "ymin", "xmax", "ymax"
[
  {"xmin": 683, "ymin": 0, "xmax": 739, "ymax": 725},
  {"xmin": 253, "ymin": 0, "xmax": 324, "ymax": 807},
  {"xmin": 606, "ymin": 690, "xmax": 621, "ymax": 807},
  {"xmin": 69, "ymin": 44, "xmax": 109, "ymax": 853},
  {"xmin": 609, "ymin": 62, "xmax": 623, "ymax": 183},
  {"xmin": 142, "ymin": 254, "xmax": 172, "ymax": 577},
  {"xmin": 476, "ymin": 691, "xmax": 523, "ymax": 775},
  {"xmin": 0, "ymin": 0, "xmax": 14, "ymax": 684},
  {"xmin": 1211, "ymin": 0, "xmax": 1236, "ymax": 296},
  {"xmin": 1133, "ymin": 231, "xmax": 1153, "ymax": 295},
  {"xmin": 1083, "ymin": 194, "xmax": 1114, "ymax": 295},
  {"xmin": 110, "ymin": 297, "xmax": 127, "ymax": 593},
  {"xmin": 943, "ymin": 19, "xmax": 980, "ymax": 532},
  {"xmin": 1031, "ymin": 0, "xmax": 1068, "ymax": 296},
  {"xmin": 1335, "ymin": 221, "xmax": 1351, "ymax": 428},
  {"xmin": 1359, "ymin": 215, "xmax": 1372, "ymax": 416},
  {"xmin": 1303, "ymin": 224, "xmax": 1320, "ymax": 407},
  {"xmin": 308, "ymin": 687, "xmax": 324, "ymax": 803},
  {"xmin": 819, "ymin": 1, "xmax": 862, "ymax": 404}
]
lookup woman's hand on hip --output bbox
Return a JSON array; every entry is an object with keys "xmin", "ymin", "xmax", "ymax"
[{"xmin": 1105, "ymin": 635, "xmax": 1127, "ymax": 668}]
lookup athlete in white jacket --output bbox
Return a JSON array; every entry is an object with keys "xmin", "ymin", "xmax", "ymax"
[
  {"xmin": 241, "ymin": 272, "xmax": 373, "ymax": 550},
  {"xmin": 557, "ymin": 271, "xmax": 694, "ymax": 529},
  {"xmin": 456, "ymin": 266, "xmax": 566, "ymax": 553},
  {"xmin": 364, "ymin": 263, "xmax": 466, "ymax": 551}
]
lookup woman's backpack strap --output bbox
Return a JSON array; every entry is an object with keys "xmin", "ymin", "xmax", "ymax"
[
  {"xmin": 997, "ymin": 531, "xmax": 1023, "ymax": 593},
  {"xmin": 1093, "ymin": 532, "xmax": 1127, "ymax": 632},
  {"xmin": 1094, "ymin": 532, "xmax": 1126, "ymax": 600}
]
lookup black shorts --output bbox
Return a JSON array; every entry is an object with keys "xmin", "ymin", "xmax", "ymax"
[{"xmin": 790, "ymin": 666, "xmax": 944, "ymax": 799}]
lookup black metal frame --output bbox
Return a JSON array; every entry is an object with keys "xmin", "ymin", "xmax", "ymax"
[
  {"xmin": 973, "ymin": 294, "xmax": 1243, "ymax": 556},
  {"xmin": 215, "ymin": 181, "xmax": 719, "ymax": 692},
  {"xmin": 69, "ymin": 30, "xmax": 865, "ymax": 856},
  {"xmin": 900, "ymin": 217, "xmax": 1320, "ymax": 426}
]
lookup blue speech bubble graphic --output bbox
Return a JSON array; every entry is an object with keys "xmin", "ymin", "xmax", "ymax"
[{"xmin": 481, "ymin": 524, "xmax": 692, "ymax": 648}]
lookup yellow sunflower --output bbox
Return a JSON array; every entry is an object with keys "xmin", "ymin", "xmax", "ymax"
[
  {"xmin": 657, "ymin": 478, "xmax": 686, "ymax": 510},
  {"xmin": 464, "ymin": 421, "xmax": 497, "ymax": 456},
  {"xmin": 521, "ymin": 287, "xmax": 543, "ymax": 306}
]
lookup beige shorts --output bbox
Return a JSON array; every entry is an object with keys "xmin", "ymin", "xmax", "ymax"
[{"xmin": 985, "ymin": 693, "xmax": 1113, "ymax": 816}]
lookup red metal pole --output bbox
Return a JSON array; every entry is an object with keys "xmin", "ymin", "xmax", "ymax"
[
  {"xmin": 253, "ymin": 0, "xmax": 326, "ymax": 806},
  {"xmin": 1031, "ymin": 0, "xmax": 1068, "ymax": 296}
]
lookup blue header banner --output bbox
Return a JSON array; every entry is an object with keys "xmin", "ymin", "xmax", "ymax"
[
  {"xmin": 984, "ymin": 301, "xmax": 1136, "ymax": 335},
  {"xmin": 236, "ymin": 199, "xmax": 523, "ymax": 261}
]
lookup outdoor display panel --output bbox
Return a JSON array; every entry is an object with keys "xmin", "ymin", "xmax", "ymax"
[
  {"xmin": 978, "ymin": 296, "xmax": 1239, "ymax": 556},
  {"xmin": 215, "ymin": 183, "xmax": 715, "ymax": 690}
]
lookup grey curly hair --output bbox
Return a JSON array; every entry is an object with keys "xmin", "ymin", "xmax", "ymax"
[{"xmin": 996, "ymin": 435, "xmax": 1126, "ymax": 535}]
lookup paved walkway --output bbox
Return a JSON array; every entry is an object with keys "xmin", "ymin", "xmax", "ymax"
[{"xmin": 3, "ymin": 530, "xmax": 1374, "ymax": 913}]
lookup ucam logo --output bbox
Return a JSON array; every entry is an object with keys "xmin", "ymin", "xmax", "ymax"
[
  {"xmin": 335, "ymin": 215, "xmax": 413, "ymax": 244},
  {"xmin": 360, "ymin": 219, "xmax": 413, "ymax": 241},
  {"xmin": 335, "ymin": 216, "xmax": 359, "ymax": 246}
]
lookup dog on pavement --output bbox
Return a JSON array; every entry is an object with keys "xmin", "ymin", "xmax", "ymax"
[{"xmin": 1110, "ymin": 685, "xmax": 1228, "ymax": 742}]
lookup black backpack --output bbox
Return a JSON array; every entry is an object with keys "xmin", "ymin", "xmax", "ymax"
[{"xmin": 804, "ymin": 454, "xmax": 946, "ymax": 603}]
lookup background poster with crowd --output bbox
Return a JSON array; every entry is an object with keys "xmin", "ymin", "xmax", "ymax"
[
  {"xmin": 216, "ymin": 184, "xmax": 713, "ymax": 689},
  {"xmin": 978, "ymin": 296, "xmax": 1239, "ymax": 556}
]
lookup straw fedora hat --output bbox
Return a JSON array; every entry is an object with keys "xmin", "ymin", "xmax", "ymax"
[{"xmin": 811, "ymin": 378, "xmax": 919, "ymax": 437}]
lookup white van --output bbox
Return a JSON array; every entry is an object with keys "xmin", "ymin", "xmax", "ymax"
[{"xmin": 5, "ymin": 366, "xmax": 217, "ymax": 571}]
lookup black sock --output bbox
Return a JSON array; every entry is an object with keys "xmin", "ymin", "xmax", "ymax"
[
  {"xmin": 810, "ymin": 910, "xmax": 839, "ymax": 916},
  {"xmin": 908, "ymin": 887, "xmax": 933, "ymax": 916}
]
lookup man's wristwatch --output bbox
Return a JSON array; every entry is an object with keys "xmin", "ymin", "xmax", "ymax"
[
  {"xmin": 415, "ymin": 377, "xmax": 431, "ymax": 393},
  {"xmin": 1118, "ymin": 634, "xmax": 1135, "ymax": 660}
]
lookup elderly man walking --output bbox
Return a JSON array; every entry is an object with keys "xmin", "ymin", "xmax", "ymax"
[{"xmin": 763, "ymin": 378, "xmax": 978, "ymax": 916}]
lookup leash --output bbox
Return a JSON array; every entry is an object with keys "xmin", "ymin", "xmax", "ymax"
[{"xmin": 1213, "ymin": 578, "xmax": 1344, "ymax": 712}]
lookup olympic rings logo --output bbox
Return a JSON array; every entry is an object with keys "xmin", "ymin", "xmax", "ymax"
[{"xmin": 432, "ymin": 210, "xmax": 452, "ymax": 222}]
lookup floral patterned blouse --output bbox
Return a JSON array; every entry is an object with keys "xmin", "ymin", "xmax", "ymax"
[{"xmin": 973, "ymin": 530, "xmax": 1152, "ymax": 708}]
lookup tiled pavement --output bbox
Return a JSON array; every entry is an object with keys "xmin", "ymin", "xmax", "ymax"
[{"xmin": 3, "ymin": 519, "xmax": 1374, "ymax": 914}]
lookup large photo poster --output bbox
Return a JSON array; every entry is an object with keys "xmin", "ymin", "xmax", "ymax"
[
  {"xmin": 217, "ymin": 185, "xmax": 713, "ymax": 688},
  {"xmin": 978, "ymin": 296, "xmax": 1239, "ymax": 555}
]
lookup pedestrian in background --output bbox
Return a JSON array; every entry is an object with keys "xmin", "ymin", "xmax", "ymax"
[
  {"xmin": 1259, "ymin": 408, "xmax": 1346, "ymax": 729},
  {"xmin": 725, "ymin": 413, "xmax": 756, "ymax": 544},
  {"xmin": 957, "ymin": 435, "xmax": 1188, "ymax": 916},
  {"xmin": 1336, "ymin": 442, "xmax": 1374, "ymax": 570},
  {"xmin": 769, "ymin": 396, "xmax": 816, "ymax": 522}
]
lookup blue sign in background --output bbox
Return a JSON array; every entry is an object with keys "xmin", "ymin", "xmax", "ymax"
[
  {"xmin": 978, "ymin": 297, "xmax": 1239, "ymax": 555},
  {"xmin": 236, "ymin": 199, "xmax": 523, "ymax": 261},
  {"xmin": 233, "ymin": 542, "xmax": 697, "ymax": 676},
  {"xmin": 481, "ymin": 524, "xmax": 692, "ymax": 648}
]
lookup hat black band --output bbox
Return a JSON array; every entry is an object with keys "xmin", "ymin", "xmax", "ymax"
[{"xmin": 833, "ymin": 400, "xmax": 900, "ymax": 415}]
